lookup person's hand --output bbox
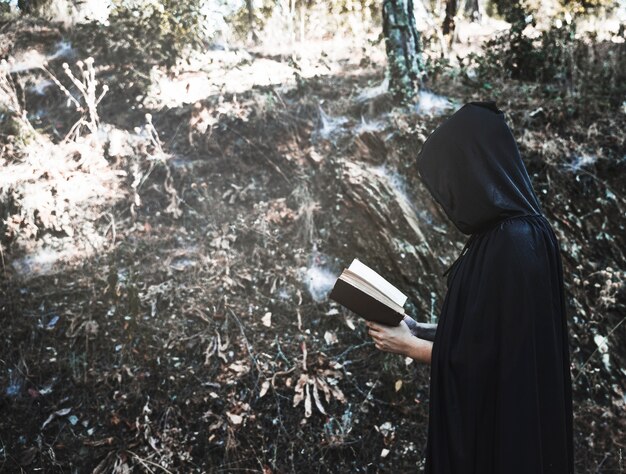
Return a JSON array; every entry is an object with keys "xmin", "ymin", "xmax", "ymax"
[{"xmin": 365, "ymin": 319, "xmax": 415, "ymax": 356}]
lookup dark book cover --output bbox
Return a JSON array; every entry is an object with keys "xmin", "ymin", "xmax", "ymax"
[{"xmin": 328, "ymin": 278, "xmax": 404, "ymax": 326}]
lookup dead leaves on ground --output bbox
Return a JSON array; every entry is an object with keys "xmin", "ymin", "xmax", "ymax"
[
  {"xmin": 289, "ymin": 342, "xmax": 346, "ymax": 419},
  {"xmin": 204, "ymin": 330, "xmax": 229, "ymax": 364},
  {"xmin": 292, "ymin": 369, "xmax": 346, "ymax": 419}
]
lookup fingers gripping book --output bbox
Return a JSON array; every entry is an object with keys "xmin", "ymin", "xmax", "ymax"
[{"xmin": 328, "ymin": 259, "xmax": 438, "ymax": 342}]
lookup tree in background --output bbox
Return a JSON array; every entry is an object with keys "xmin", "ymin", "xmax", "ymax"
[
  {"xmin": 16, "ymin": 0, "xmax": 51, "ymax": 14},
  {"xmin": 382, "ymin": 0, "xmax": 426, "ymax": 104},
  {"xmin": 464, "ymin": 0, "xmax": 482, "ymax": 22},
  {"xmin": 442, "ymin": 0, "xmax": 482, "ymax": 46},
  {"xmin": 442, "ymin": 0, "xmax": 457, "ymax": 36}
]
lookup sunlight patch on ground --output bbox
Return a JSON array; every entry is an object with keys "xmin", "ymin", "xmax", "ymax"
[
  {"xmin": 145, "ymin": 34, "xmax": 384, "ymax": 108},
  {"xmin": 145, "ymin": 49, "xmax": 335, "ymax": 108},
  {"xmin": 11, "ymin": 248, "xmax": 63, "ymax": 275},
  {"xmin": 145, "ymin": 53, "xmax": 297, "ymax": 107},
  {"xmin": 454, "ymin": 16, "xmax": 511, "ymax": 41},
  {"xmin": 147, "ymin": 69, "xmax": 217, "ymax": 107},
  {"xmin": 10, "ymin": 242, "xmax": 105, "ymax": 277}
]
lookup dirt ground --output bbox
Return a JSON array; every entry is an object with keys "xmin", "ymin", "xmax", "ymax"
[{"xmin": 1, "ymin": 17, "xmax": 625, "ymax": 473}]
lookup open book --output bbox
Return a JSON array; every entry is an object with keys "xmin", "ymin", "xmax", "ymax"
[{"xmin": 328, "ymin": 258, "xmax": 407, "ymax": 326}]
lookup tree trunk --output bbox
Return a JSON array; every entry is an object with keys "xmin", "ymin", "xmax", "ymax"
[
  {"xmin": 464, "ymin": 0, "xmax": 482, "ymax": 23},
  {"xmin": 442, "ymin": 0, "xmax": 457, "ymax": 35},
  {"xmin": 382, "ymin": 0, "xmax": 425, "ymax": 105},
  {"xmin": 246, "ymin": 0, "xmax": 259, "ymax": 42},
  {"xmin": 492, "ymin": 0, "xmax": 525, "ymax": 23}
]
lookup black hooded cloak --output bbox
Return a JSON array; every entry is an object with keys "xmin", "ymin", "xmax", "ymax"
[{"xmin": 415, "ymin": 101, "xmax": 574, "ymax": 473}]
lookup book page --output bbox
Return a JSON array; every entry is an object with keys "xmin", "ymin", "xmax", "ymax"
[{"xmin": 347, "ymin": 259, "xmax": 408, "ymax": 308}]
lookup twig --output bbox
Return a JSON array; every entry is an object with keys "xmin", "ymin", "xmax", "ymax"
[
  {"xmin": 359, "ymin": 378, "xmax": 381, "ymax": 411},
  {"xmin": 573, "ymin": 316, "xmax": 625, "ymax": 383},
  {"xmin": 595, "ymin": 452, "xmax": 609, "ymax": 473},
  {"xmin": 273, "ymin": 335, "xmax": 291, "ymax": 365},
  {"xmin": 548, "ymin": 159, "xmax": 625, "ymax": 213},
  {"xmin": 227, "ymin": 308, "xmax": 261, "ymax": 373},
  {"xmin": 41, "ymin": 64, "xmax": 81, "ymax": 110},
  {"xmin": 270, "ymin": 366, "xmax": 296, "ymax": 388},
  {"xmin": 330, "ymin": 341, "xmax": 372, "ymax": 361},
  {"xmin": 0, "ymin": 241, "xmax": 5, "ymax": 278},
  {"xmin": 127, "ymin": 451, "xmax": 173, "ymax": 474}
]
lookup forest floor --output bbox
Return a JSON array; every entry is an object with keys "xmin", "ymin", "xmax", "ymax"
[{"xmin": 1, "ymin": 17, "xmax": 625, "ymax": 473}]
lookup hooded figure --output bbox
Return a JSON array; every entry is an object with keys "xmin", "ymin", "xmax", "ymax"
[{"xmin": 415, "ymin": 101, "xmax": 574, "ymax": 473}]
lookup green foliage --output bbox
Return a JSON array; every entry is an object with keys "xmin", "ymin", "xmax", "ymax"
[
  {"xmin": 13, "ymin": 0, "xmax": 49, "ymax": 14},
  {"xmin": 107, "ymin": 0, "xmax": 212, "ymax": 68},
  {"xmin": 559, "ymin": 0, "xmax": 619, "ymax": 15},
  {"xmin": 470, "ymin": 12, "xmax": 577, "ymax": 83},
  {"xmin": 492, "ymin": 0, "xmax": 531, "ymax": 24},
  {"xmin": 0, "ymin": 106, "xmax": 31, "ymax": 148},
  {"xmin": 422, "ymin": 54, "xmax": 454, "ymax": 84},
  {"xmin": 69, "ymin": 0, "xmax": 216, "ymax": 105},
  {"xmin": 0, "ymin": 1, "xmax": 11, "ymax": 15},
  {"xmin": 462, "ymin": 6, "xmax": 625, "ymax": 112}
]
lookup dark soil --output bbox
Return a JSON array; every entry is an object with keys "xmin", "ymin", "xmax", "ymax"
[{"xmin": 1, "ymin": 18, "xmax": 625, "ymax": 473}]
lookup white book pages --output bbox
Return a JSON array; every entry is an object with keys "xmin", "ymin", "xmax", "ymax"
[{"xmin": 347, "ymin": 258, "xmax": 408, "ymax": 308}]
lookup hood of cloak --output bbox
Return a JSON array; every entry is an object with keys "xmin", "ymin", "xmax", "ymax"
[{"xmin": 416, "ymin": 100, "xmax": 543, "ymax": 235}]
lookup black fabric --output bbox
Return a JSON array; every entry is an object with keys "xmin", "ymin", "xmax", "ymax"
[
  {"xmin": 417, "ymin": 101, "xmax": 543, "ymax": 236},
  {"xmin": 415, "ymin": 101, "xmax": 574, "ymax": 473}
]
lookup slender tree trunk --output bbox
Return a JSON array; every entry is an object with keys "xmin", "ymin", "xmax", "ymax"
[
  {"xmin": 246, "ymin": 0, "xmax": 259, "ymax": 42},
  {"xmin": 464, "ymin": 0, "xmax": 482, "ymax": 23},
  {"xmin": 442, "ymin": 0, "xmax": 457, "ymax": 36},
  {"xmin": 382, "ymin": 0, "xmax": 426, "ymax": 105}
]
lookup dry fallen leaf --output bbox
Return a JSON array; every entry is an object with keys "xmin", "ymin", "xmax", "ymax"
[
  {"xmin": 41, "ymin": 407, "xmax": 72, "ymax": 429},
  {"xmin": 345, "ymin": 316, "xmax": 356, "ymax": 330},
  {"xmin": 293, "ymin": 374, "xmax": 308, "ymax": 407},
  {"xmin": 228, "ymin": 361, "xmax": 250, "ymax": 375},
  {"xmin": 312, "ymin": 378, "xmax": 326, "ymax": 415},
  {"xmin": 226, "ymin": 412, "xmax": 243, "ymax": 425},
  {"xmin": 304, "ymin": 382, "xmax": 312, "ymax": 418},
  {"xmin": 324, "ymin": 330, "xmax": 338, "ymax": 345},
  {"xmin": 259, "ymin": 380, "xmax": 270, "ymax": 398},
  {"xmin": 395, "ymin": 380, "xmax": 403, "ymax": 392}
]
